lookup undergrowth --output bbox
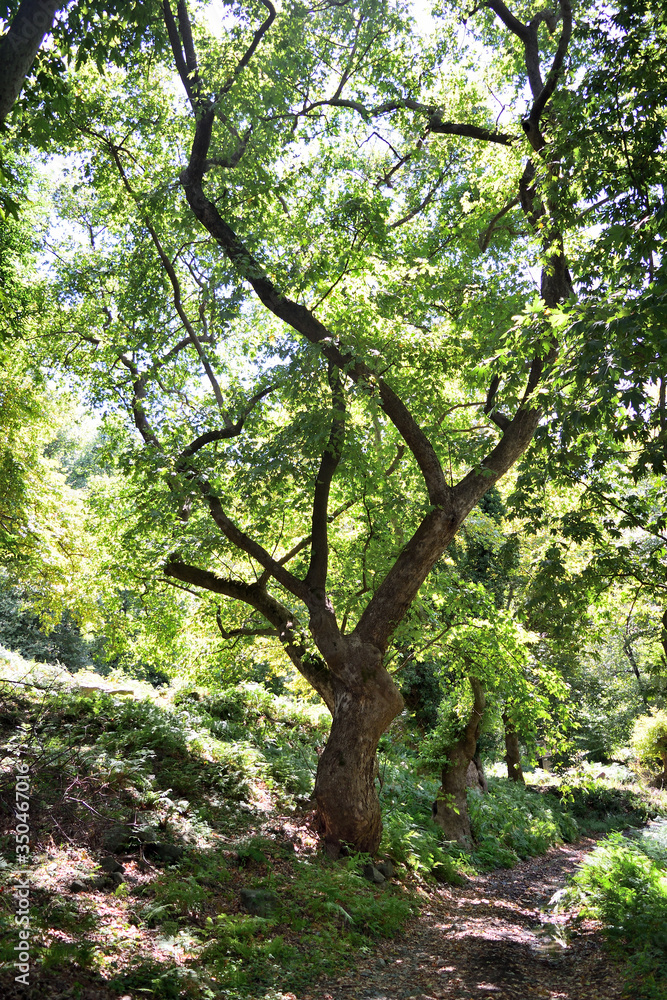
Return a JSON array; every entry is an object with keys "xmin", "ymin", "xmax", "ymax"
[
  {"xmin": 558, "ymin": 826, "xmax": 667, "ymax": 999},
  {"xmin": 1, "ymin": 652, "xmax": 665, "ymax": 997}
]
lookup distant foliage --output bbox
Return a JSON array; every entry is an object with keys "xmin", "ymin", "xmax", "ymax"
[
  {"xmin": 631, "ymin": 711, "xmax": 667, "ymax": 771},
  {"xmin": 467, "ymin": 778, "xmax": 579, "ymax": 869}
]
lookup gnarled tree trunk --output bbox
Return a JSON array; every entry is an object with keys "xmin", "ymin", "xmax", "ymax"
[
  {"xmin": 433, "ymin": 678, "xmax": 485, "ymax": 846},
  {"xmin": 503, "ymin": 713, "xmax": 525, "ymax": 783},
  {"xmin": 312, "ymin": 631, "xmax": 404, "ymax": 854},
  {"xmin": 314, "ymin": 669, "xmax": 403, "ymax": 853}
]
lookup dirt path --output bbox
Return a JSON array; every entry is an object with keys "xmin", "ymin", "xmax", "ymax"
[{"xmin": 299, "ymin": 839, "xmax": 624, "ymax": 1000}]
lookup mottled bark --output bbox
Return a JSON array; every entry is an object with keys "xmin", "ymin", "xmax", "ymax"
[
  {"xmin": 503, "ymin": 714, "xmax": 525, "ymax": 783},
  {"xmin": 433, "ymin": 679, "xmax": 485, "ymax": 845},
  {"xmin": 313, "ymin": 642, "xmax": 403, "ymax": 853}
]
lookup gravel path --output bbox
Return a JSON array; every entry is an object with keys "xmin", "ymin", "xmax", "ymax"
[{"xmin": 298, "ymin": 839, "xmax": 625, "ymax": 1000}]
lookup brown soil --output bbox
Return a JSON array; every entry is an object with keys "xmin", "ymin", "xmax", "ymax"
[{"xmin": 298, "ymin": 839, "xmax": 625, "ymax": 1000}]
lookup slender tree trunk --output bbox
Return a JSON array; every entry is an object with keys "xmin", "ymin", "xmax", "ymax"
[
  {"xmin": 433, "ymin": 678, "xmax": 485, "ymax": 845},
  {"xmin": 313, "ymin": 648, "xmax": 403, "ymax": 854},
  {"xmin": 503, "ymin": 713, "xmax": 525, "ymax": 783}
]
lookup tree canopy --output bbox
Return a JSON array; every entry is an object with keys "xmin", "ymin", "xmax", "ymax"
[{"xmin": 1, "ymin": 0, "xmax": 665, "ymax": 851}]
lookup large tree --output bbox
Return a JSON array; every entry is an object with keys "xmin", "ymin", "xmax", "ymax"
[{"xmin": 39, "ymin": 0, "xmax": 578, "ymax": 852}]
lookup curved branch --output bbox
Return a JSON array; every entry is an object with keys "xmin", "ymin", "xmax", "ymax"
[
  {"xmin": 180, "ymin": 111, "xmax": 450, "ymax": 508},
  {"xmin": 478, "ymin": 196, "xmax": 520, "ymax": 250},
  {"xmin": 195, "ymin": 479, "xmax": 314, "ymax": 605},
  {"xmin": 176, "ymin": 383, "xmax": 274, "ymax": 467},
  {"xmin": 529, "ymin": 1, "xmax": 573, "ymax": 128},
  {"xmin": 0, "ymin": 0, "xmax": 64, "ymax": 124},
  {"xmin": 319, "ymin": 97, "xmax": 516, "ymax": 145},
  {"xmin": 164, "ymin": 556, "xmax": 335, "ymax": 708}
]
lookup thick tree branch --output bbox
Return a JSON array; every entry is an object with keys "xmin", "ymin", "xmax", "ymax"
[
  {"xmin": 163, "ymin": 556, "xmax": 335, "ymax": 708},
  {"xmin": 484, "ymin": 374, "xmax": 511, "ymax": 431},
  {"xmin": 116, "ymin": 353, "xmax": 163, "ymax": 449},
  {"xmin": 528, "ymin": 1, "xmax": 573, "ymax": 133},
  {"xmin": 0, "ymin": 0, "xmax": 64, "ymax": 123},
  {"xmin": 313, "ymin": 97, "xmax": 516, "ymax": 145},
  {"xmin": 162, "ymin": 0, "xmax": 196, "ymax": 108},
  {"xmin": 305, "ymin": 367, "xmax": 346, "ymax": 595},
  {"xmin": 193, "ymin": 479, "xmax": 314, "ymax": 605}
]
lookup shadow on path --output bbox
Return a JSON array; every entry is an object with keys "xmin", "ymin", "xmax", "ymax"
[{"xmin": 299, "ymin": 840, "xmax": 623, "ymax": 1000}]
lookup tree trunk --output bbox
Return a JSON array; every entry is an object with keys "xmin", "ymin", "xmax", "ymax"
[
  {"xmin": 313, "ymin": 650, "xmax": 403, "ymax": 855},
  {"xmin": 433, "ymin": 678, "xmax": 485, "ymax": 846},
  {"xmin": 503, "ymin": 714, "xmax": 525, "ymax": 783},
  {"xmin": 469, "ymin": 753, "xmax": 488, "ymax": 793},
  {"xmin": 0, "ymin": 0, "xmax": 64, "ymax": 124}
]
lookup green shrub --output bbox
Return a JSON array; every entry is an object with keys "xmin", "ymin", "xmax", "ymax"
[
  {"xmin": 563, "ymin": 832, "xmax": 667, "ymax": 998},
  {"xmin": 468, "ymin": 777, "xmax": 578, "ymax": 867},
  {"xmin": 632, "ymin": 710, "xmax": 667, "ymax": 773}
]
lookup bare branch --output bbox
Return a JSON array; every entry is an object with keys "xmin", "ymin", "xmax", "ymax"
[
  {"xmin": 305, "ymin": 367, "xmax": 346, "ymax": 594},
  {"xmin": 478, "ymin": 196, "xmax": 520, "ymax": 250}
]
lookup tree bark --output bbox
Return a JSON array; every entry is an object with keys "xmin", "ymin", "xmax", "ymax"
[
  {"xmin": 433, "ymin": 678, "xmax": 485, "ymax": 845},
  {"xmin": 314, "ymin": 661, "xmax": 403, "ymax": 853},
  {"xmin": 503, "ymin": 713, "xmax": 525, "ymax": 783},
  {"xmin": 0, "ymin": 0, "xmax": 65, "ymax": 124}
]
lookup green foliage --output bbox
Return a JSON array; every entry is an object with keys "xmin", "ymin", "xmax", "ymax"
[
  {"xmin": 632, "ymin": 710, "xmax": 667, "ymax": 771},
  {"xmin": 467, "ymin": 777, "xmax": 578, "ymax": 869},
  {"xmin": 0, "ymin": 582, "xmax": 92, "ymax": 670},
  {"xmin": 199, "ymin": 855, "xmax": 414, "ymax": 994},
  {"xmin": 563, "ymin": 831, "xmax": 667, "ymax": 998}
]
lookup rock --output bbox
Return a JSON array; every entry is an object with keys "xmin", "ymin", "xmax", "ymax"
[
  {"xmin": 240, "ymin": 888, "xmax": 278, "ymax": 917},
  {"xmin": 99, "ymin": 857, "xmax": 125, "ymax": 874},
  {"xmin": 145, "ymin": 842, "xmax": 184, "ymax": 864},
  {"xmin": 431, "ymin": 863, "xmax": 452, "ymax": 884},
  {"xmin": 135, "ymin": 825, "xmax": 160, "ymax": 844},
  {"xmin": 103, "ymin": 825, "xmax": 135, "ymax": 853},
  {"xmin": 376, "ymin": 860, "xmax": 394, "ymax": 879},
  {"xmin": 109, "ymin": 871, "xmax": 125, "ymax": 886},
  {"xmin": 69, "ymin": 879, "xmax": 87, "ymax": 893},
  {"xmin": 362, "ymin": 863, "xmax": 386, "ymax": 884}
]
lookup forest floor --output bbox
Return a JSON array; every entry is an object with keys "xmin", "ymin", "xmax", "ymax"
[{"xmin": 300, "ymin": 839, "xmax": 623, "ymax": 1000}]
